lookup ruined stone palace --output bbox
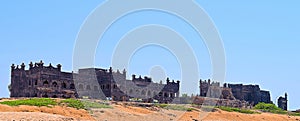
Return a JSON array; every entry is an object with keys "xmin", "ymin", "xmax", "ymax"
[
  {"xmin": 9, "ymin": 60, "xmax": 287, "ymax": 108},
  {"xmin": 199, "ymin": 79, "xmax": 271, "ymax": 105},
  {"xmin": 10, "ymin": 61, "xmax": 179, "ymax": 103}
]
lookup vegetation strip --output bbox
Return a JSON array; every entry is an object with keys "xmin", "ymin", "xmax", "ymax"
[{"xmin": 0, "ymin": 98, "xmax": 112, "ymax": 110}]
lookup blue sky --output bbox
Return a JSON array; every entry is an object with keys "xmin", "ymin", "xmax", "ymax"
[{"xmin": 0, "ymin": 1, "xmax": 299, "ymax": 110}]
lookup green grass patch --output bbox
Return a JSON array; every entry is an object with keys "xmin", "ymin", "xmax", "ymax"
[
  {"xmin": 155, "ymin": 103, "xmax": 168, "ymax": 108},
  {"xmin": 60, "ymin": 99, "xmax": 112, "ymax": 110},
  {"xmin": 0, "ymin": 98, "xmax": 56, "ymax": 107},
  {"xmin": 81, "ymin": 100, "xmax": 112, "ymax": 109},
  {"xmin": 218, "ymin": 106, "xmax": 257, "ymax": 114},
  {"xmin": 155, "ymin": 104, "xmax": 195, "ymax": 111},
  {"xmin": 290, "ymin": 112, "xmax": 300, "ymax": 116},
  {"xmin": 254, "ymin": 102, "xmax": 287, "ymax": 114},
  {"xmin": 60, "ymin": 99, "xmax": 85, "ymax": 109},
  {"xmin": 200, "ymin": 106, "xmax": 217, "ymax": 112}
]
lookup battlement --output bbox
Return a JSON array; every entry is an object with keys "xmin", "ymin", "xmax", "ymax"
[
  {"xmin": 199, "ymin": 79, "xmax": 221, "ymax": 87},
  {"xmin": 11, "ymin": 60, "xmax": 62, "ymax": 72},
  {"xmin": 131, "ymin": 74, "xmax": 152, "ymax": 82},
  {"xmin": 166, "ymin": 77, "xmax": 180, "ymax": 85}
]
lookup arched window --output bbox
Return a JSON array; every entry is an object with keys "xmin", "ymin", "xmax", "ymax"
[
  {"xmin": 170, "ymin": 93, "xmax": 173, "ymax": 98},
  {"xmin": 141, "ymin": 90, "xmax": 146, "ymax": 95},
  {"xmin": 153, "ymin": 91, "xmax": 157, "ymax": 96},
  {"xmin": 52, "ymin": 95, "xmax": 57, "ymax": 98},
  {"xmin": 164, "ymin": 92, "xmax": 168, "ymax": 97},
  {"xmin": 28, "ymin": 80, "xmax": 31, "ymax": 85},
  {"xmin": 78, "ymin": 84, "xmax": 84, "ymax": 90},
  {"xmin": 62, "ymin": 95, "xmax": 66, "ymax": 98},
  {"xmin": 52, "ymin": 82, "xmax": 58, "ymax": 88},
  {"xmin": 35, "ymin": 80, "xmax": 38, "ymax": 85},
  {"xmin": 106, "ymin": 84, "xmax": 110, "ymax": 89},
  {"xmin": 43, "ymin": 81, "xmax": 49, "ymax": 86},
  {"xmin": 42, "ymin": 94, "xmax": 48, "ymax": 98},
  {"xmin": 70, "ymin": 84, "xmax": 75, "ymax": 89},
  {"xmin": 158, "ymin": 92, "xmax": 162, "ymax": 97},
  {"xmin": 94, "ymin": 86, "xmax": 98, "ymax": 91},
  {"xmin": 86, "ymin": 85, "xmax": 91, "ymax": 90},
  {"xmin": 147, "ymin": 90, "xmax": 151, "ymax": 97},
  {"xmin": 62, "ymin": 82, "xmax": 67, "ymax": 89}
]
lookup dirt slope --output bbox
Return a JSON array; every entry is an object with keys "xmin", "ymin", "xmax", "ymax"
[{"xmin": 0, "ymin": 101, "xmax": 299, "ymax": 121}]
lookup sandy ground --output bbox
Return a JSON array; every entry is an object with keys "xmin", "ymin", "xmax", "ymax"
[
  {"xmin": 0, "ymin": 104, "xmax": 94, "ymax": 120},
  {"xmin": 0, "ymin": 99, "xmax": 299, "ymax": 121},
  {"xmin": 90, "ymin": 104, "xmax": 300, "ymax": 121}
]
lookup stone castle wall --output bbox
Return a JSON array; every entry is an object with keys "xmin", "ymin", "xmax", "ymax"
[
  {"xmin": 200, "ymin": 79, "xmax": 271, "ymax": 105},
  {"xmin": 10, "ymin": 61, "xmax": 180, "ymax": 103}
]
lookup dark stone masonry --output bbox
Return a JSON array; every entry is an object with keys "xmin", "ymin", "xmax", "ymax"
[
  {"xmin": 9, "ymin": 61, "xmax": 179, "ymax": 103},
  {"xmin": 277, "ymin": 93, "xmax": 288, "ymax": 110},
  {"xmin": 199, "ymin": 79, "xmax": 271, "ymax": 105},
  {"xmin": 9, "ymin": 61, "xmax": 287, "ymax": 109}
]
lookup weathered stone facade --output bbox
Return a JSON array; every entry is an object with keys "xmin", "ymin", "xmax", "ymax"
[
  {"xmin": 10, "ymin": 61, "xmax": 76, "ymax": 98},
  {"xmin": 192, "ymin": 96, "xmax": 252, "ymax": 108},
  {"xmin": 74, "ymin": 67, "xmax": 180, "ymax": 103},
  {"xmin": 10, "ymin": 61, "xmax": 180, "ymax": 103},
  {"xmin": 277, "ymin": 93, "xmax": 288, "ymax": 110},
  {"xmin": 199, "ymin": 79, "xmax": 271, "ymax": 105}
]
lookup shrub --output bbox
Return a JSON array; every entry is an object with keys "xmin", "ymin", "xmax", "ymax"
[
  {"xmin": 254, "ymin": 102, "xmax": 287, "ymax": 115},
  {"xmin": 254, "ymin": 102, "xmax": 282, "ymax": 111}
]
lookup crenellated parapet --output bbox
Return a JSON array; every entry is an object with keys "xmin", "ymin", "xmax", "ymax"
[
  {"xmin": 131, "ymin": 74, "xmax": 152, "ymax": 82},
  {"xmin": 11, "ymin": 60, "xmax": 63, "ymax": 73}
]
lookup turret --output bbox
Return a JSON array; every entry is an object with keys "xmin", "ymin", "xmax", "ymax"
[
  {"xmin": 20, "ymin": 63, "xmax": 25, "ymax": 70},
  {"xmin": 223, "ymin": 83, "xmax": 227, "ymax": 88},
  {"xmin": 122, "ymin": 68, "xmax": 126, "ymax": 75},
  {"xmin": 11, "ymin": 64, "xmax": 15, "ymax": 71},
  {"xmin": 57, "ymin": 64, "xmax": 62, "ymax": 71},
  {"xmin": 132, "ymin": 74, "xmax": 136, "ymax": 80},
  {"xmin": 166, "ymin": 77, "xmax": 170, "ymax": 84},
  {"xmin": 109, "ymin": 67, "xmax": 112, "ymax": 73},
  {"xmin": 29, "ymin": 62, "xmax": 33, "ymax": 69},
  {"xmin": 285, "ymin": 93, "xmax": 288, "ymax": 100},
  {"xmin": 208, "ymin": 79, "xmax": 211, "ymax": 84},
  {"xmin": 37, "ymin": 60, "xmax": 44, "ymax": 67}
]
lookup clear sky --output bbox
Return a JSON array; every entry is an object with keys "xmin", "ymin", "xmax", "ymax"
[{"xmin": 0, "ymin": 1, "xmax": 299, "ymax": 110}]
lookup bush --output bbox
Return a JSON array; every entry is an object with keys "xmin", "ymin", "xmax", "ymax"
[
  {"xmin": 0, "ymin": 98, "xmax": 56, "ymax": 107},
  {"xmin": 254, "ymin": 102, "xmax": 287, "ymax": 114},
  {"xmin": 254, "ymin": 102, "xmax": 280, "ymax": 110}
]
